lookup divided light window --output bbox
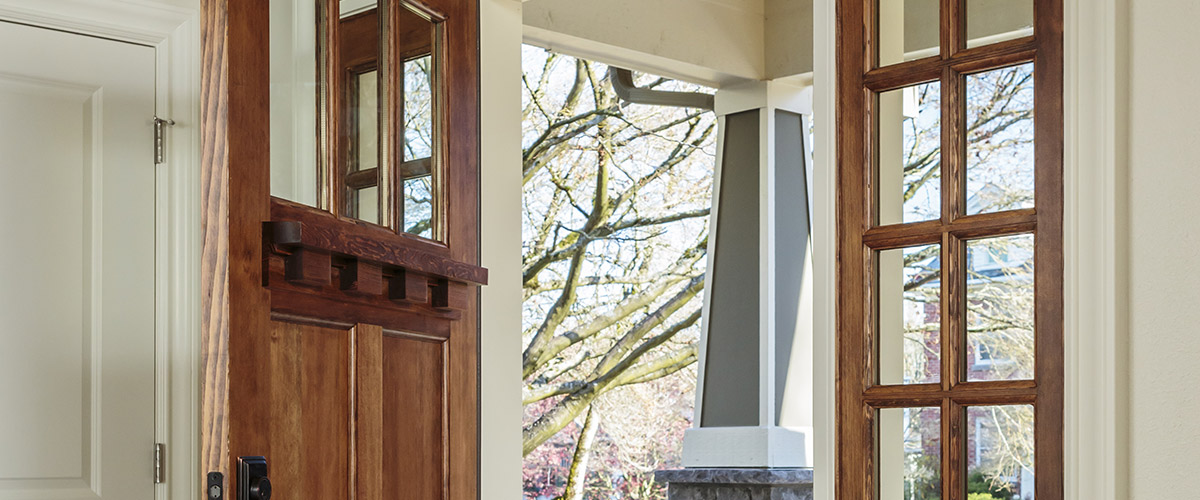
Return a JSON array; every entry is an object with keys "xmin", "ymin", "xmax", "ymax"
[{"xmin": 836, "ymin": 0, "xmax": 1063, "ymax": 499}]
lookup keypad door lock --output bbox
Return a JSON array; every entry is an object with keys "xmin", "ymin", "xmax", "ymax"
[{"xmin": 237, "ymin": 456, "xmax": 272, "ymax": 500}]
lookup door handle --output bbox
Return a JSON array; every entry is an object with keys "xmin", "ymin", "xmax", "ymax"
[{"xmin": 237, "ymin": 456, "xmax": 272, "ymax": 500}]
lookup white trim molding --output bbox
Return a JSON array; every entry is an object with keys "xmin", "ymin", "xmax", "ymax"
[
  {"xmin": 1063, "ymin": 0, "xmax": 1129, "ymax": 498},
  {"xmin": 0, "ymin": 2, "xmax": 201, "ymax": 499},
  {"xmin": 682, "ymin": 426, "xmax": 813, "ymax": 468},
  {"xmin": 812, "ymin": 0, "xmax": 836, "ymax": 498}
]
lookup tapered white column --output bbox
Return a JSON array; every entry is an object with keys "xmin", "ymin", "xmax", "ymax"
[{"xmin": 682, "ymin": 80, "xmax": 814, "ymax": 468}]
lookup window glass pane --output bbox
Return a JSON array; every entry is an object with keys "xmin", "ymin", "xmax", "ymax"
[
  {"xmin": 878, "ymin": 82, "xmax": 941, "ymax": 225},
  {"xmin": 878, "ymin": 245, "xmax": 941, "ymax": 385},
  {"xmin": 877, "ymin": 0, "xmax": 940, "ymax": 67},
  {"xmin": 967, "ymin": 0, "xmax": 1034, "ymax": 49},
  {"xmin": 269, "ymin": 0, "xmax": 320, "ymax": 206},
  {"xmin": 878, "ymin": 407, "xmax": 941, "ymax": 500},
  {"xmin": 966, "ymin": 63, "xmax": 1035, "ymax": 215},
  {"xmin": 966, "ymin": 234, "xmax": 1034, "ymax": 381},
  {"xmin": 967, "ymin": 405, "xmax": 1035, "ymax": 500}
]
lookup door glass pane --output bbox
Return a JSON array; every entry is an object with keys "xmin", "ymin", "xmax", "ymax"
[
  {"xmin": 878, "ymin": 245, "xmax": 941, "ymax": 385},
  {"xmin": 403, "ymin": 175, "xmax": 433, "ymax": 237},
  {"xmin": 877, "ymin": 407, "xmax": 941, "ymax": 500},
  {"xmin": 967, "ymin": 0, "xmax": 1034, "ymax": 49},
  {"xmin": 966, "ymin": 63, "xmax": 1035, "ymax": 215},
  {"xmin": 966, "ymin": 234, "xmax": 1034, "ymax": 381},
  {"xmin": 877, "ymin": 0, "xmax": 940, "ymax": 67},
  {"xmin": 339, "ymin": 3, "xmax": 384, "ymax": 223},
  {"xmin": 355, "ymin": 186, "xmax": 380, "ymax": 225},
  {"xmin": 967, "ymin": 405, "xmax": 1035, "ymax": 500},
  {"xmin": 401, "ymin": 52, "xmax": 436, "ymax": 238},
  {"xmin": 348, "ymin": 69, "xmax": 381, "ymax": 224},
  {"xmin": 878, "ymin": 82, "xmax": 941, "ymax": 225},
  {"xmin": 269, "ymin": 0, "xmax": 321, "ymax": 206}
]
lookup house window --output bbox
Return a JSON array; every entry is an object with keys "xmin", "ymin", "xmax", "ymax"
[{"xmin": 836, "ymin": 0, "xmax": 1063, "ymax": 498}]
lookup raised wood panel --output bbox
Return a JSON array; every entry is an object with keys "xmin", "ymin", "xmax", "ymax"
[
  {"xmin": 267, "ymin": 321, "xmax": 352, "ymax": 500},
  {"xmin": 382, "ymin": 334, "xmax": 446, "ymax": 500}
]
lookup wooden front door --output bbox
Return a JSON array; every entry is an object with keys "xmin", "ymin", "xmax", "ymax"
[{"xmin": 199, "ymin": 0, "xmax": 482, "ymax": 499}]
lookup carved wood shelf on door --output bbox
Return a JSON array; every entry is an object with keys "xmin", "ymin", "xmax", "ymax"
[{"xmin": 265, "ymin": 201, "xmax": 485, "ymax": 333}]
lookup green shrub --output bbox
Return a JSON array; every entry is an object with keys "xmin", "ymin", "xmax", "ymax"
[{"xmin": 967, "ymin": 472, "xmax": 1014, "ymax": 500}]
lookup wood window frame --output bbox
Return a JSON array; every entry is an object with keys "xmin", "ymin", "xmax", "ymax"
[
  {"xmin": 835, "ymin": 0, "xmax": 1063, "ymax": 499},
  {"xmin": 321, "ymin": 0, "xmax": 447, "ymax": 240}
]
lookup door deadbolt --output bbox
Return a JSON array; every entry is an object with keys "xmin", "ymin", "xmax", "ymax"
[{"xmin": 237, "ymin": 456, "xmax": 271, "ymax": 500}]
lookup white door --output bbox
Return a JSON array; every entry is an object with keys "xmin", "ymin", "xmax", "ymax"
[{"xmin": 0, "ymin": 20, "xmax": 157, "ymax": 500}]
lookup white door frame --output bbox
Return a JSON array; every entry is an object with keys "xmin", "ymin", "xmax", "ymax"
[{"xmin": 0, "ymin": 1, "xmax": 200, "ymax": 499}]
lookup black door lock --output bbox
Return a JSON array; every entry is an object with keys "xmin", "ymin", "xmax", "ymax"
[
  {"xmin": 237, "ymin": 456, "xmax": 272, "ymax": 500},
  {"xmin": 207, "ymin": 472, "xmax": 224, "ymax": 500}
]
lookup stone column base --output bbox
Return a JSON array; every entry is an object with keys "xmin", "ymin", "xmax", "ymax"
[{"xmin": 655, "ymin": 468, "xmax": 814, "ymax": 500}]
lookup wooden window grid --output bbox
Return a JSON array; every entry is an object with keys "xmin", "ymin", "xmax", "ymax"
[{"xmin": 836, "ymin": 0, "xmax": 1063, "ymax": 498}]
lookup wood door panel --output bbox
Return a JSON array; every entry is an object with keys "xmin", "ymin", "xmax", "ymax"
[
  {"xmin": 267, "ymin": 321, "xmax": 352, "ymax": 500},
  {"xmin": 258, "ymin": 321, "xmax": 453, "ymax": 500},
  {"xmin": 382, "ymin": 335, "xmax": 446, "ymax": 500}
]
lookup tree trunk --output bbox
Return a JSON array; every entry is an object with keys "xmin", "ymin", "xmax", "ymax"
[{"xmin": 559, "ymin": 406, "xmax": 600, "ymax": 500}]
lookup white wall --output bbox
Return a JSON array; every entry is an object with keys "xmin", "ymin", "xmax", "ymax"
[
  {"xmin": 1127, "ymin": 0, "xmax": 1200, "ymax": 496},
  {"xmin": 479, "ymin": 0, "xmax": 525, "ymax": 499}
]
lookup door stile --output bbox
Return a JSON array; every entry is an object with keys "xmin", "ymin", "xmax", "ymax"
[
  {"xmin": 200, "ymin": 0, "xmax": 272, "ymax": 492},
  {"xmin": 443, "ymin": 0, "xmax": 481, "ymax": 498}
]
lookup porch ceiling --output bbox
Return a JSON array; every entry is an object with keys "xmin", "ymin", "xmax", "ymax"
[{"xmin": 521, "ymin": 0, "xmax": 812, "ymax": 88}]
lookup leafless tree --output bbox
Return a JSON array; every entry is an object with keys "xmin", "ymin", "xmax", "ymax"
[{"xmin": 520, "ymin": 47, "xmax": 716, "ymax": 500}]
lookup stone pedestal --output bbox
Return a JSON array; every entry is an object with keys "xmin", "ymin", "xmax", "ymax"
[{"xmin": 655, "ymin": 468, "xmax": 814, "ymax": 500}]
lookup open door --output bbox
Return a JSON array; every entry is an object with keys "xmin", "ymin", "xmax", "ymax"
[{"xmin": 200, "ymin": 0, "xmax": 482, "ymax": 498}]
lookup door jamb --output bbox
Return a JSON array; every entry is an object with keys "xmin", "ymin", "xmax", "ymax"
[{"xmin": 0, "ymin": 2, "xmax": 201, "ymax": 499}]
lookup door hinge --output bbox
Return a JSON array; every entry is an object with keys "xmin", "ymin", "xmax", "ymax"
[
  {"xmin": 154, "ymin": 443, "xmax": 166, "ymax": 484},
  {"xmin": 154, "ymin": 117, "xmax": 175, "ymax": 165}
]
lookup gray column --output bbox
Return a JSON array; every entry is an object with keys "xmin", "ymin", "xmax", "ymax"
[{"xmin": 681, "ymin": 81, "xmax": 813, "ymax": 468}]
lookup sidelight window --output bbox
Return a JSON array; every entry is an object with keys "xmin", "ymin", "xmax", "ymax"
[{"xmin": 837, "ymin": 0, "xmax": 1063, "ymax": 498}]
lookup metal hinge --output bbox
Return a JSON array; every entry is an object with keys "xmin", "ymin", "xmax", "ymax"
[
  {"xmin": 154, "ymin": 117, "xmax": 175, "ymax": 165},
  {"xmin": 154, "ymin": 443, "xmax": 166, "ymax": 484}
]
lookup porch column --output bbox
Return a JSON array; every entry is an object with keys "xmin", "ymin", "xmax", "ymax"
[{"xmin": 680, "ymin": 81, "xmax": 814, "ymax": 469}]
